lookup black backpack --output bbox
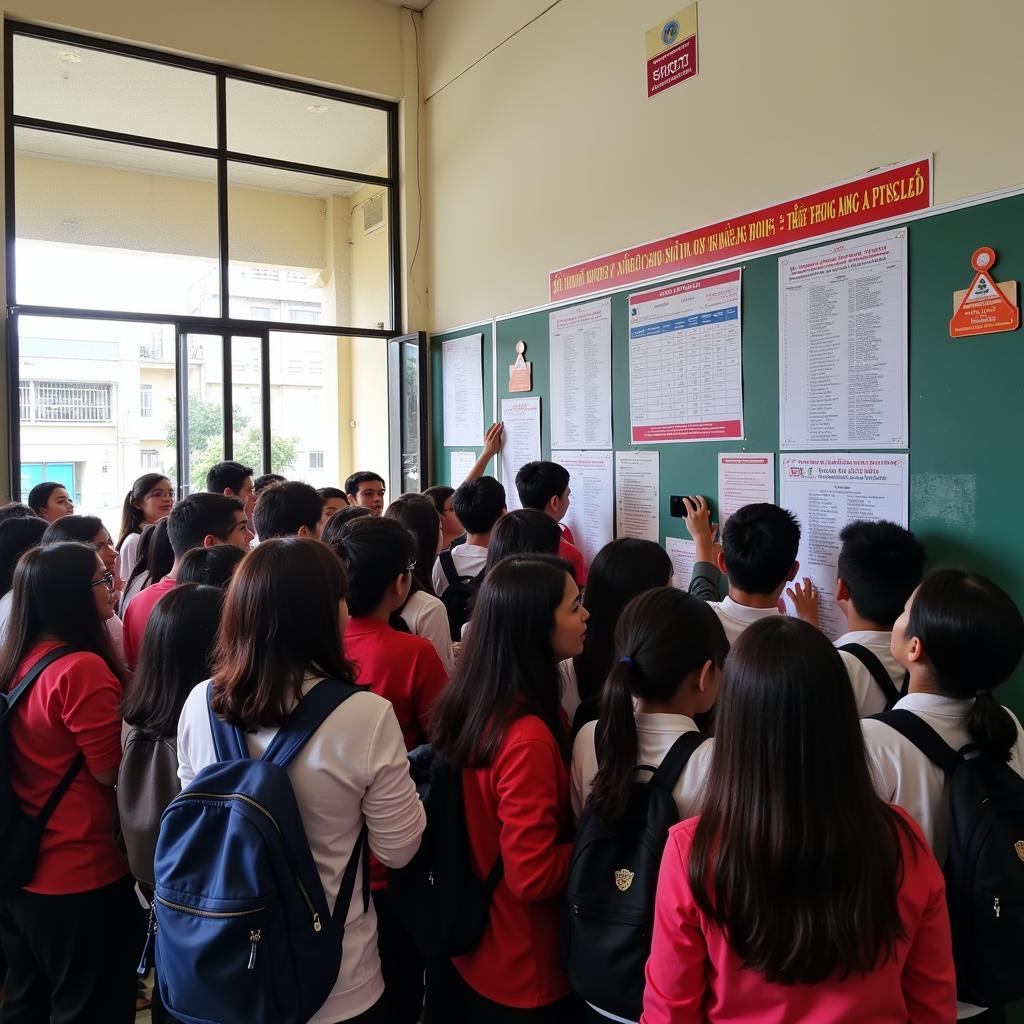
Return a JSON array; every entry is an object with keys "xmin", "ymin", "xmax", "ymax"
[
  {"xmin": 437, "ymin": 550, "xmax": 485, "ymax": 641},
  {"xmin": 565, "ymin": 731, "xmax": 708, "ymax": 1021},
  {"xmin": 839, "ymin": 643, "xmax": 908, "ymax": 710},
  {"xmin": 0, "ymin": 646, "xmax": 79, "ymax": 890},
  {"xmin": 389, "ymin": 746, "xmax": 502, "ymax": 957},
  {"xmin": 872, "ymin": 709, "xmax": 1024, "ymax": 1007}
]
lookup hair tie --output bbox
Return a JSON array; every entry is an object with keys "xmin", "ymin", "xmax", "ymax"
[{"xmin": 619, "ymin": 656, "xmax": 635, "ymax": 667}]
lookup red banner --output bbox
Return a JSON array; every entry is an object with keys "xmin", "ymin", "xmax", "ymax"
[{"xmin": 550, "ymin": 157, "xmax": 931, "ymax": 302}]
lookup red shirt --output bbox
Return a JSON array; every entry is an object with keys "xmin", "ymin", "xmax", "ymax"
[
  {"xmin": 641, "ymin": 811, "xmax": 956, "ymax": 1024},
  {"xmin": 122, "ymin": 576, "xmax": 177, "ymax": 669},
  {"xmin": 6, "ymin": 642, "xmax": 127, "ymax": 894},
  {"xmin": 558, "ymin": 537, "xmax": 588, "ymax": 586},
  {"xmin": 454, "ymin": 714, "xmax": 573, "ymax": 1008}
]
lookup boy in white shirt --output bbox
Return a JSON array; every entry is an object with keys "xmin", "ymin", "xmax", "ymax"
[{"xmin": 431, "ymin": 476, "xmax": 505, "ymax": 597}]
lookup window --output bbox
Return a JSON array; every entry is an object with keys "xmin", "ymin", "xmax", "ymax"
[
  {"xmin": 140, "ymin": 384, "xmax": 153, "ymax": 417},
  {"xmin": 309, "ymin": 450, "xmax": 324, "ymax": 470},
  {"xmin": 23, "ymin": 380, "xmax": 113, "ymax": 423},
  {"xmin": 141, "ymin": 449, "xmax": 159, "ymax": 469},
  {"xmin": 250, "ymin": 306, "xmax": 271, "ymax": 320},
  {"xmin": 288, "ymin": 307, "xmax": 322, "ymax": 325}
]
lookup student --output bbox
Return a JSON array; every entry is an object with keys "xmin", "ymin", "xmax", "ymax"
[
  {"xmin": 0, "ymin": 516, "xmax": 48, "ymax": 639},
  {"xmin": 253, "ymin": 479, "xmax": 323, "ymax": 539},
  {"xmin": 115, "ymin": 473, "xmax": 175, "ymax": 583},
  {"xmin": 862, "ymin": 569, "xmax": 1024, "ymax": 1021},
  {"xmin": 253, "ymin": 472, "xmax": 285, "ymax": 496},
  {"xmin": 322, "ymin": 504, "xmax": 373, "ymax": 547},
  {"xmin": 430, "ymin": 555, "xmax": 587, "ymax": 1022},
  {"xmin": 0, "ymin": 543, "xmax": 138, "ymax": 1023},
  {"xmin": 431, "ymin": 476, "xmax": 506, "ymax": 597},
  {"xmin": 345, "ymin": 471, "xmax": 387, "ymax": 515},
  {"xmin": 514, "ymin": 460, "xmax": 588, "ymax": 584},
  {"xmin": 319, "ymin": 486, "xmax": 350, "ymax": 533},
  {"xmin": 175, "ymin": 544, "xmax": 245, "ymax": 588},
  {"xmin": 177, "ymin": 538, "xmax": 425, "ymax": 1023},
  {"xmin": 0, "ymin": 501, "xmax": 36, "ymax": 525},
  {"xmin": 26, "ymin": 481, "xmax": 75, "ymax": 523},
  {"xmin": 206, "ymin": 460, "xmax": 255, "ymax": 520},
  {"xmin": 122, "ymin": 492, "xmax": 250, "ymax": 669},
  {"xmin": 642, "ymin": 616, "xmax": 956, "ymax": 1024},
  {"xmin": 484, "ymin": 508, "xmax": 562, "ymax": 571},
  {"xmin": 563, "ymin": 538, "xmax": 672, "ymax": 730},
  {"xmin": 684, "ymin": 497, "xmax": 814, "ymax": 644},
  {"xmin": 119, "ymin": 519, "xmax": 174, "ymax": 616},
  {"xmin": 833, "ymin": 520, "xmax": 925, "ymax": 715},
  {"xmin": 424, "ymin": 485, "xmax": 464, "ymax": 549}
]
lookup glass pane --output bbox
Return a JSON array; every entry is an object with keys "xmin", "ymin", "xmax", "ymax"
[
  {"xmin": 226, "ymin": 79, "xmax": 388, "ymax": 177},
  {"xmin": 18, "ymin": 315, "xmax": 177, "ymax": 528},
  {"xmin": 231, "ymin": 336, "xmax": 264, "ymax": 474},
  {"xmin": 401, "ymin": 340, "xmax": 421, "ymax": 493},
  {"xmin": 180, "ymin": 335, "xmax": 225, "ymax": 493},
  {"xmin": 14, "ymin": 34, "xmax": 216, "ymax": 146},
  {"xmin": 15, "ymin": 128, "xmax": 218, "ymax": 315},
  {"xmin": 228, "ymin": 163, "xmax": 391, "ymax": 331}
]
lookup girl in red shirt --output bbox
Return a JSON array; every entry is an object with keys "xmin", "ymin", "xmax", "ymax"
[
  {"xmin": 430, "ymin": 554, "xmax": 589, "ymax": 1023},
  {"xmin": 641, "ymin": 616, "xmax": 956, "ymax": 1024}
]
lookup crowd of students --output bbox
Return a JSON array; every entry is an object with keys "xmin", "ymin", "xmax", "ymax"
[{"xmin": 0, "ymin": 429, "xmax": 1021, "ymax": 1024}]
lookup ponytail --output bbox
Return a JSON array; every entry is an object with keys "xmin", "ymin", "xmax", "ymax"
[
  {"xmin": 116, "ymin": 489, "xmax": 137, "ymax": 550},
  {"xmin": 116, "ymin": 473, "xmax": 171, "ymax": 549},
  {"xmin": 968, "ymin": 691, "xmax": 1018, "ymax": 762},
  {"xmin": 589, "ymin": 661, "xmax": 640, "ymax": 824}
]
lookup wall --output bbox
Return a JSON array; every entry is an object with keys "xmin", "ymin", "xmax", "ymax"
[{"xmin": 423, "ymin": 0, "xmax": 1024, "ymax": 329}]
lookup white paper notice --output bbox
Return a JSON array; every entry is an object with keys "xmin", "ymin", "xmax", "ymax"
[
  {"xmin": 442, "ymin": 334, "xmax": 485, "ymax": 447},
  {"xmin": 779, "ymin": 229, "xmax": 908, "ymax": 450},
  {"xmin": 449, "ymin": 451, "xmax": 477, "ymax": 485},
  {"xmin": 550, "ymin": 299, "xmax": 613, "ymax": 450},
  {"xmin": 615, "ymin": 451, "xmax": 660, "ymax": 543},
  {"xmin": 499, "ymin": 397, "xmax": 541, "ymax": 511},
  {"xmin": 665, "ymin": 537, "xmax": 697, "ymax": 590},
  {"xmin": 628, "ymin": 268, "xmax": 743, "ymax": 444},
  {"xmin": 552, "ymin": 451, "xmax": 614, "ymax": 566},
  {"xmin": 718, "ymin": 453, "xmax": 775, "ymax": 528},
  {"xmin": 779, "ymin": 453, "xmax": 909, "ymax": 639}
]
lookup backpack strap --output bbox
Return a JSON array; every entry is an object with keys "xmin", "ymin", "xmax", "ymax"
[
  {"xmin": 839, "ymin": 643, "xmax": 901, "ymax": 710},
  {"xmin": 206, "ymin": 682, "xmax": 249, "ymax": 763},
  {"xmin": 439, "ymin": 549, "xmax": 461, "ymax": 587},
  {"xmin": 261, "ymin": 678, "xmax": 364, "ymax": 770},
  {"xmin": 649, "ymin": 731, "xmax": 709, "ymax": 792},
  {"xmin": 331, "ymin": 823, "xmax": 371, "ymax": 924},
  {"xmin": 870, "ymin": 709, "xmax": 964, "ymax": 775}
]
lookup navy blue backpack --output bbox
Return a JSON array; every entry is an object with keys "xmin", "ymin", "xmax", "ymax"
[{"xmin": 142, "ymin": 680, "xmax": 369, "ymax": 1024}]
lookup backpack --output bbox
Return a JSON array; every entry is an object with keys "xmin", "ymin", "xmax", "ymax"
[
  {"xmin": 564, "ymin": 731, "xmax": 709, "ymax": 1021},
  {"xmin": 838, "ymin": 642, "xmax": 908, "ymax": 710},
  {"xmin": 389, "ymin": 746, "xmax": 503, "ymax": 957},
  {"xmin": 0, "ymin": 645, "xmax": 79, "ymax": 890},
  {"xmin": 145, "ymin": 679, "xmax": 370, "ymax": 1024},
  {"xmin": 871, "ymin": 709, "xmax": 1024, "ymax": 1007},
  {"xmin": 437, "ymin": 550, "xmax": 485, "ymax": 641}
]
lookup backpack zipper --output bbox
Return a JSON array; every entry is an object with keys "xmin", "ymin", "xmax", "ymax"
[
  {"xmin": 994, "ymin": 897, "xmax": 1001, "ymax": 919},
  {"xmin": 175, "ymin": 790, "xmax": 322, "ymax": 932},
  {"xmin": 247, "ymin": 929, "xmax": 261, "ymax": 970},
  {"xmin": 156, "ymin": 895, "xmax": 265, "ymax": 919}
]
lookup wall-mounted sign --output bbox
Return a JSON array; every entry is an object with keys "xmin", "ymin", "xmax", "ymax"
[
  {"xmin": 646, "ymin": 4, "xmax": 698, "ymax": 98},
  {"xmin": 508, "ymin": 340, "xmax": 533, "ymax": 392},
  {"xmin": 949, "ymin": 247, "xmax": 1019, "ymax": 338}
]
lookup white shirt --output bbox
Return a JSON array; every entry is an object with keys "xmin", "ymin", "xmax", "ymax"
[
  {"xmin": 431, "ymin": 543, "xmax": 488, "ymax": 597},
  {"xmin": 119, "ymin": 571, "xmax": 149, "ymax": 616},
  {"xmin": 708, "ymin": 595, "xmax": 781, "ymax": 646},
  {"xmin": 398, "ymin": 589, "xmax": 455, "ymax": 674},
  {"xmin": 835, "ymin": 629, "xmax": 904, "ymax": 717},
  {"xmin": 571, "ymin": 712, "xmax": 714, "ymax": 821},
  {"xmin": 559, "ymin": 659, "xmax": 580, "ymax": 725},
  {"xmin": 177, "ymin": 677, "xmax": 426, "ymax": 1024},
  {"xmin": 117, "ymin": 531, "xmax": 142, "ymax": 584}
]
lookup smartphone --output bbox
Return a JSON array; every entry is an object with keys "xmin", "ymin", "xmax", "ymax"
[{"xmin": 670, "ymin": 495, "xmax": 691, "ymax": 519}]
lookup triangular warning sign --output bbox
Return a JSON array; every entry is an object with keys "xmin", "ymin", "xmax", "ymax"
[
  {"xmin": 950, "ymin": 267, "xmax": 1019, "ymax": 338},
  {"xmin": 966, "ymin": 272, "xmax": 996, "ymax": 302}
]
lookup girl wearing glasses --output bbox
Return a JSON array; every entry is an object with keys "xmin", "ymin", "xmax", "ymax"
[{"xmin": 115, "ymin": 473, "xmax": 175, "ymax": 584}]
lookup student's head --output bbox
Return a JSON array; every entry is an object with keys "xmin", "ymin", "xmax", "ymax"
[
  {"xmin": 117, "ymin": 473, "xmax": 174, "ymax": 547},
  {"xmin": 0, "ymin": 517, "xmax": 47, "ymax": 596},
  {"xmin": 253, "ymin": 473, "xmax": 285, "ymax": 497},
  {"xmin": 894, "ymin": 569, "xmax": 1024, "ymax": 761},
  {"xmin": 689, "ymin": 616, "xmax": 909, "ymax": 984},
  {"xmin": 27, "ymin": 482, "xmax": 74, "ymax": 523},
  {"xmin": 484, "ymin": 508, "xmax": 562, "ymax": 571},
  {"xmin": 210, "ymin": 538, "xmax": 355, "ymax": 731},
  {"xmin": 385, "ymin": 494, "xmax": 443, "ymax": 595},
  {"xmin": 320, "ymin": 505, "xmax": 372, "ymax": 551},
  {"xmin": 206, "ymin": 461, "xmax": 255, "ymax": 518},
  {"xmin": 252, "ymin": 481, "xmax": 322, "ymax": 540},
  {"xmin": 574, "ymin": 538, "xmax": 673, "ymax": 705},
  {"xmin": 317, "ymin": 487, "xmax": 349, "ymax": 533},
  {"xmin": 125, "ymin": 519, "xmax": 175, "ymax": 591},
  {"xmin": 0, "ymin": 502, "xmax": 38, "ymax": 525},
  {"xmin": 332, "ymin": 517, "xmax": 416, "ymax": 618},
  {"xmin": 42, "ymin": 515, "xmax": 117, "ymax": 577},
  {"xmin": 424, "ymin": 485, "xmax": 463, "ymax": 547},
  {"xmin": 122, "ymin": 583, "xmax": 224, "ymax": 738},
  {"xmin": 452, "ymin": 476, "xmax": 506, "ymax": 537},
  {"xmin": 176, "ymin": 544, "xmax": 246, "ymax": 589},
  {"xmin": 166, "ymin": 492, "xmax": 250, "ymax": 559},
  {"xmin": 589, "ymin": 588, "xmax": 729, "ymax": 823},
  {"xmin": 719, "ymin": 502, "xmax": 800, "ymax": 596},
  {"xmin": 515, "ymin": 461, "xmax": 570, "ymax": 521},
  {"xmin": 836, "ymin": 520, "xmax": 925, "ymax": 628},
  {"xmin": 432, "ymin": 555, "xmax": 584, "ymax": 767},
  {"xmin": 344, "ymin": 471, "xmax": 386, "ymax": 515}
]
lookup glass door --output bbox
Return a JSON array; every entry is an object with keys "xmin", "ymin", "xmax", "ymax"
[{"xmin": 388, "ymin": 332, "xmax": 428, "ymax": 493}]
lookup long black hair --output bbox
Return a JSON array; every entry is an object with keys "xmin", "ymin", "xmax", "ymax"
[
  {"xmin": 484, "ymin": 509, "xmax": 561, "ymax": 571},
  {"xmin": 117, "ymin": 473, "xmax": 173, "ymax": 549},
  {"xmin": 385, "ymin": 493, "xmax": 441, "ymax": 596},
  {"xmin": 432, "ymin": 555, "xmax": 574, "ymax": 766},
  {"xmin": 689, "ymin": 617, "xmax": 912, "ymax": 984},
  {"xmin": 123, "ymin": 519, "xmax": 174, "ymax": 595},
  {"xmin": 0, "ymin": 517, "xmax": 47, "ymax": 597},
  {"xmin": 41, "ymin": 514, "xmax": 107, "ymax": 547},
  {"xmin": 907, "ymin": 568, "xmax": 1024, "ymax": 760},
  {"xmin": 589, "ymin": 588, "xmax": 728, "ymax": 823}
]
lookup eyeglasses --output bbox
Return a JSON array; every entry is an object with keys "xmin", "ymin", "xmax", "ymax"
[{"xmin": 91, "ymin": 571, "xmax": 116, "ymax": 593}]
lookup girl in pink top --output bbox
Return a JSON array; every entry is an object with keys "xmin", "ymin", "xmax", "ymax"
[{"xmin": 642, "ymin": 616, "xmax": 956, "ymax": 1024}]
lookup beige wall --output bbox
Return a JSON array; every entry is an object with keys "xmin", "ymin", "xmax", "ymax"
[{"xmin": 423, "ymin": 0, "xmax": 1024, "ymax": 329}]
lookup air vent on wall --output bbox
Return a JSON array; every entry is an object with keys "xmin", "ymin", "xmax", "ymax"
[{"xmin": 363, "ymin": 192, "xmax": 385, "ymax": 234}]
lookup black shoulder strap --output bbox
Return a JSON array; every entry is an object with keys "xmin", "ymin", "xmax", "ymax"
[
  {"xmin": 331, "ymin": 823, "xmax": 370, "ymax": 924},
  {"xmin": 870, "ymin": 709, "xmax": 963, "ymax": 775},
  {"xmin": 839, "ymin": 643, "xmax": 901, "ymax": 709},
  {"xmin": 439, "ymin": 549, "xmax": 461, "ymax": 587},
  {"xmin": 649, "ymin": 732, "xmax": 708, "ymax": 792},
  {"xmin": 262, "ymin": 678, "xmax": 364, "ymax": 769}
]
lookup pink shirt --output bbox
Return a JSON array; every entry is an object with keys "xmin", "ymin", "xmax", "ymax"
[
  {"xmin": 122, "ymin": 576, "xmax": 177, "ymax": 670},
  {"xmin": 642, "ymin": 811, "xmax": 956, "ymax": 1024}
]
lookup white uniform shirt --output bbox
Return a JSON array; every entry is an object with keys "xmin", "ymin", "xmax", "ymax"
[
  {"xmin": 708, "ymin": 595, "xmax": 781, "ymax": 646},
  {"xmin": 177, "ymin": 677, "xmax": 426, "ymax": 1023},
  {"xmin": 431, "ymin": 543, "xmax": 488, "ymax": 597},
  {"xmin": 559, "ymin": 659, "xmax": 580, "ymax": 725},
  {"xmin": 835, "ymin": 629, "xmax": 905, "ymax": 717},
  {"xmin": 398, "ymin": 589, "xmax": 455, "ymax": 674}
]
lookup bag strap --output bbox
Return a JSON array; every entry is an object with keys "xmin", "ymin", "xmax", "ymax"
[
  {"xmin": 261, "ymin": 678, "xmax": 363, "ymax": 770},
  {"xmin": 870, "ymin": 709, "xmax": 964, "ymax": 775},
  {"xmin": 649, "ymin": 731, "xmax": 708, "ymax": 792},
  {"xmin": 331, "ymin": 823, "xmax": 371, "ymax": 924},
  {"xmin": 839, "ymin": 643, "xmax": 901, "ymax": 710},
  {"xmin": 439, "ymin": 549, "xmax": 461, "ymax": 587},
  {"xmin": 206, "ymin": 682, "xmax": 249, "ymax": 763},
  {"xmin": 3, "ymin": 645, "xmax": 77, "ymax": 714}
]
